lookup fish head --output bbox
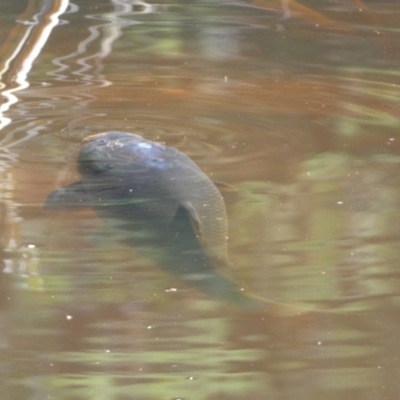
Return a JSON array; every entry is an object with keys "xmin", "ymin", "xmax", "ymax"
[
  {"xmin": 78, "ymin": 131, "xmax": 167, "ymax": 177},
  {"xmin": 78, "ymin": 131, "xmax": 134, "ymax": 175}
]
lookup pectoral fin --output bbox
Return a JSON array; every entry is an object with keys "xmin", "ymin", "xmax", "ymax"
[
  {"xmin": 171, "ymin": 201, "xmax": 226, "ymax": 268},
  {"xmin": 44, "ymin": 181, "xmax": 91, "ymax": 211},
  {"xmin": 180, "ymin": 201, "xmax": 203, "ymax": 237}
]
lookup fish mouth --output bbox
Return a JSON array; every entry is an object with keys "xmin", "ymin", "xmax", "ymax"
[
  {"xmin": 79, "ymin": 133, "xmax": 115, "ymax": 174},
  {"xmin": 82, "ymin": 132, "xmax": 109, "ymax": 144},
  {"xmin": 82, "ymin": 131, "xmax": 144, "ymax": 146}
]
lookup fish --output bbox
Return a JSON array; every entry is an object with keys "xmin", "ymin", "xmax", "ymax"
[{"xmin": 44, "ymin": 132, "xmax": 277, "ymax": 309}]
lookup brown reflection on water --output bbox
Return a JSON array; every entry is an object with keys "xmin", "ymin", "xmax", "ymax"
[{"xmin": 1, "ymin": 0, "xmax": 400, "ymax": 399}]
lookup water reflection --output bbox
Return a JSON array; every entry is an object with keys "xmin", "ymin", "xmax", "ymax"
[
  {"xmin": 1, "ymin": 0, "xmax": 400, "ymax": 399},
  {"xmin": 0, "ymin": 0, "xmax": 69, "ymax": 131}
]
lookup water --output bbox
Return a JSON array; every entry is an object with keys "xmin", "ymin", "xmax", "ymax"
[{"xmin": 1, "ymin": 0, "xmax": 400, "ymax": 399}]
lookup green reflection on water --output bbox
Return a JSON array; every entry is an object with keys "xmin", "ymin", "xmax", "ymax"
[{"xmin": 38, "ymin": 315, "xmax": 267, "ymax": 400}]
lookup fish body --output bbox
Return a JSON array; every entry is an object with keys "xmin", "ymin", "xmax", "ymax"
[{"xmin": 45, "ymin": 131, "xmax": 262, "ymax": 306}]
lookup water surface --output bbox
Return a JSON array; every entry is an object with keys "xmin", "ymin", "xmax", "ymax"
[{"xmin": 1, "ymin": 1, "xmax": 400, "ymax": 399}]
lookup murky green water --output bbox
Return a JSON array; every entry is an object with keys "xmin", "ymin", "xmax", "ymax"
[{"xmin": 1, "ymin": 0, "xmax": 400, "ymax": 399}]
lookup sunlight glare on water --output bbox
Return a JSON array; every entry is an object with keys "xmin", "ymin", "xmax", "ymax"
[{"xmin": 1, "ymin": 0, "xmax": 400, "ymax": 399}]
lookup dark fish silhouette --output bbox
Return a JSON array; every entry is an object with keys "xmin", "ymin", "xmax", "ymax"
[{"xmin": 44, "ymin": 132, "xmax": 269, "ymax": 307}]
